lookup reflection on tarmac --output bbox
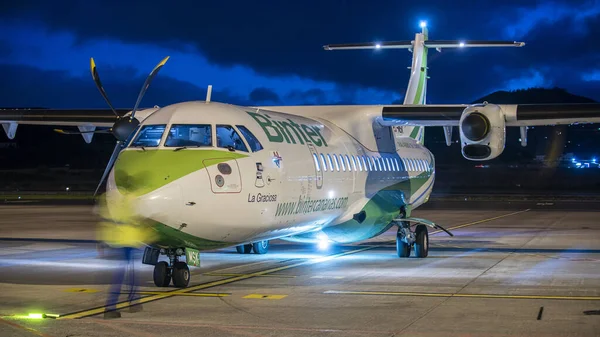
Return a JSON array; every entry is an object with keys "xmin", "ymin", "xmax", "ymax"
[{"xmin": 1, "ymin": 206, "xmax": 600, "ymax": 336}]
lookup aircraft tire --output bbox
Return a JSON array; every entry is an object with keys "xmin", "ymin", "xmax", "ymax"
[
  {"xmin": 414, "ymin": 225, "xmax": 429, "ymax": 258},
  {"xmin": 153, "ymin": 261, "xmax": 171, "ymax": 287},
  {"xmin": 252, "ymin": 240, "xmax": 269, "ymax": 254},
  {"xmin": 396, "ymin": 233, "xmax": 411, "ymax": 258},
  {"xmin": 236, "ymin": 244, "xmax": 253, "ymax": 254},
  {"xmin": 172, "ymin": 262, "xmax": 190, "ymax": 288}
]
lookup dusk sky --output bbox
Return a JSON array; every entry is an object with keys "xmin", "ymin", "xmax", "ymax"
[{"xmin": 1, "ymin": 0, "xmax": 599, "ymax": 109}]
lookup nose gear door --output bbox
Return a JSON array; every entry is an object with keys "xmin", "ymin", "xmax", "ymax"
[{"xmin": 203, "ymin": 158, "xmax": 242, "ymax": 193}]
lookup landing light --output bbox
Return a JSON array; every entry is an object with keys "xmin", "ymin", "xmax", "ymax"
[{"xmin": 317, "ymin": 233, "xmax": 330, "ymax": 251}]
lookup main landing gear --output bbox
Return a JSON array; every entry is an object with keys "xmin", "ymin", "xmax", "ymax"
[
  {"xmin": 146, "ymin": 248, "xmax": 190, "ymax": 288},
  {"xmin": 235, "ymin": 240, "xmax": 269, "ymax": 254},
  {"xmin": 396, "ymin": 220, "xmax": 429, "ymax": 258}
]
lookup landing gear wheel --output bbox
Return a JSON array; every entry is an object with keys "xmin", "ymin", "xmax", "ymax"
[
  {"xmin": 396, "ymin": 232, "xmax": 411, "ymax": 258},
  {"xmin": 172, "ymin": 261, "xmax": 190, "ymax": 288},
  {"xmin": 153, "ymin": 261, "xmax": 171, "ymax": 287},
  {"xmin": 252, "ymin": 240, "xmax": 269, "ymax": 254},
  {"xmin": 236, "ymin": 244, "xmax": 253, "ymax": 254},
  {"xmin": 414, "ymin": 224, "xmax": 429, "ymax": 258}
]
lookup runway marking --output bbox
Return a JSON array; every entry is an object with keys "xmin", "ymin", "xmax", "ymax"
[
  {"xmin": 58, "ymin": 209, "xmax": 529, "ymax": 320},
  {"xmin": 205, "ymin": 272, "xmax": 297, "ymax": 278},
  {"xmin": 58, "ymin": 246, "xmax": 375, "ymax": 319},
  {"xmin": 243, "ymin": 294, "xmax": 287, "ymax": 300},
  {"xmin": 64, "ymin": 288, "xmax": 98, "ymax": 293},
  {"xmin": 311, "ymin": 275, "xmax": 345, "ymax": 279},
  {"xmin": 324, "ymin": 290, "xmax": 600, "ymax": 301},
  {"xmin": 0, "ymin": 317, "xmax": 55, "ymax": 337}
]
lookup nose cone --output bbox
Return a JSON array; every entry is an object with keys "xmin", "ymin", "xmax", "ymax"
[{"xmin": 105, "ymin": 149, "xmax": 205, "ymax": 226}]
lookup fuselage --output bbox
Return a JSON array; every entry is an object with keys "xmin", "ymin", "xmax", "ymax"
[{"xmin": 104, "ymin": 101, "xmax": 435, "ymax": 250}]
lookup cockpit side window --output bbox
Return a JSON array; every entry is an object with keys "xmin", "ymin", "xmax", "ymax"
[
  {"xmin": 216, "ymin": 125, "xmax": 249, "ymax": 152},
  {"xmin": 130, "ymin": 124, "xmax": 166, "ymax": 147},
  {"xmin": 165, "ymin": 124, "xmax": 212, "ymax": 147},
  {"xmin": 236, "ymin": 125, "xmax": 264, "ymax": 152}
]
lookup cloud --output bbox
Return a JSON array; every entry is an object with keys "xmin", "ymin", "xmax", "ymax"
[
  {"xmin": 0, "ymin": 20, "xmax": 401, "ymax": 105},
  {"xmin": 503, "ymin": 69, "xmax": 553, "ymax": 91},
  {"xmin": 500, "ymin": 0, "xmax": 600, "ymax": 39},
  {"xmin": 249, "ymin": 87, "xmax": 280, "ymax": 103},
  {"xmin": 0, "ymin": 1, "xmax": 599, "ymax": 104},
  {"xmin": 583, "ymin": 70, "xmax": 600, "ymax": 82},
  {"xmin": 0, "ymin": 63, "xmax": 248, "ymax": 109}
]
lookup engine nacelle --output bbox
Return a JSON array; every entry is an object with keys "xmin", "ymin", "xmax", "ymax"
[{"xmin": 459, "ymin": 103, "xmax": 506, "ymax": 161}]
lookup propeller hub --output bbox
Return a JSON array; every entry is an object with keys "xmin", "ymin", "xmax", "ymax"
[{"xmin": 112, "ymin": 117, "xmax": 140, "ymax": 142}]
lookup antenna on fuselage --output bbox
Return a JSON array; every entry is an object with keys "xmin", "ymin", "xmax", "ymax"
[{"xmin": 206, "ymin": 85, "xmax": 212, "ymax": 103}]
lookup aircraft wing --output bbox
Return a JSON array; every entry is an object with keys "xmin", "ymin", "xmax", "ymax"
[
  {"xmin": 0, "ymin": 107, "xmax": 129, "ymax": 143},
  {"xmin": 0, "ymin": 108, "xmax": 126, "ymax": 127},
  {"xmin": 380, "ymin": 103, "xmax": 600, "ymax": 127}
]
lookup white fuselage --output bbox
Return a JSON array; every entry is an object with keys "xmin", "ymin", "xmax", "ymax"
[{"xmin": 104, "ymin": 101, "xmax": 434, "ymax": 249}]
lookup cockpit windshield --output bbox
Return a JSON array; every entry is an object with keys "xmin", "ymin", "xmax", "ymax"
[
  {"xmin": 130, "ymin": 124, "xmax": 166, "ymax": 148},
  {"xmin": 165, "ymin": 124, "xmax": 212, "ymax": 147}
]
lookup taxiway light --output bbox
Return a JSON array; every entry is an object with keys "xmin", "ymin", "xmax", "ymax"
[
  {"xmin": 420, "ymin": 21, "xmax": 427, "ymax": 28},
  {"xmin": 375, "ymin": 44, "xmax": 381, "ymax": 49},
  {"xmin": 459, "ymin": 42, "xmax": 465, "ymax": 47}
]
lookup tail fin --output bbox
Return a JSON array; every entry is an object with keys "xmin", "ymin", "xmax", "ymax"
[{"xmin": 323, "ymin": 21, "xmax": 524, "ymax": 145}]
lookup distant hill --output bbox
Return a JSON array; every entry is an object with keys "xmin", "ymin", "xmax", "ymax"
[{"xmin": 473, "ymin": 87, "xmax": 597, "ymax": 104}]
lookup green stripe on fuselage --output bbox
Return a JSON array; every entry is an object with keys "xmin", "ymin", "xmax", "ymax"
[{"xmin": 114, "ymin": 149, "xmax": 248, "ymax": 196}]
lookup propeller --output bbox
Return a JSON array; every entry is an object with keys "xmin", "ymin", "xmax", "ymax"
[{"xmin": 91, "ymin": 56, "xmax": 170, "ymax": 197}]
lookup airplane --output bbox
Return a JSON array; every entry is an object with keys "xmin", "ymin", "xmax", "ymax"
[{"xmin": 2, "ymin": 21, "xmax": 600, "ymax": 288}]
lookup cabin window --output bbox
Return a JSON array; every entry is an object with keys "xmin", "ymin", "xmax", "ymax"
[
  {"xmin": 320, "ymin": 154, "xmax": 328, "ymax": 171},
  {"xmin": 216, "ymin": 125, "xmax": 248, "ymax": 152},
  {"xmin": 236, "ymin": 125, "xmax": 264, "ymax": 152},
  {"xmin": 339, "ymin": 154, "xmax": 346, "ymax": 171},
  {"xmin": 131, "ymin": 124, "xmax": 166, "ymax": 148},
  {"xmin": 348, "ymin": 155, "xmax": 356, "ymax": 171},
  {"xmin": 313, "ymin": 154, "xmax": 321, "ymax": 171},
  {"xmin": 165, "ymin": 124, "xmax": 212, "ymax": 148},
  {"xmin": 327, "ymin": 154, "xmax": 334, "ymax": 171},
  {"xmin": 333, "ymin": 154, "xmax": 340, "ymax": 171}
]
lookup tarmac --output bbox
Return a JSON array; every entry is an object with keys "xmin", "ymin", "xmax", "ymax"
[{"xmin": 0, "ymin": 203, "xmax": 599, "ymax": 336}]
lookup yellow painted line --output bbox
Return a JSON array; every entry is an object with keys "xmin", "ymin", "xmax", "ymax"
[
  {"xmin": 58, "ymin": 209, "xmax": 529, "ymax": 319},
  {"xmin": 429, "ymin": 209, "xmax": 530, "ymax": 235},
  {"xmin": 243, "ymin": 294, "xmax": 287, "ymax": 300},
  {"xmin": 58, "ymin": 246, "xmax": 374, "ymax": 319},
  {"xmin": 205, "ymin": 272, "xmax": 297, "ymax": 278},
  {"xmin": 130, "ymin": 291, "xmax": 230, "ymax": 297},
  {"xmin": 324, "ymin": 290, "xmax": 600, "ymax": 301},
  {"xmin": 64, "ymin": 288, "xmax": 98, "ymax": 293}
]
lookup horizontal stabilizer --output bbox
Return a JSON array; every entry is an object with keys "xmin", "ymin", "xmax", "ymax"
[{"xmin": 324, "ymin": 40, "xmax": 524, "ymax": 51}]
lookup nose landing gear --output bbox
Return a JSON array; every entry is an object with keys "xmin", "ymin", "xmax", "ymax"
[{"xmin": 149, "ymin": 248, "xmax": 190, "ymax": 288}]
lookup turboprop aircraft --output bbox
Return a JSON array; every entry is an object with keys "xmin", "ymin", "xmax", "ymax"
[{"xmin": 2, "ymin": 22, "xmax": 600, "ymax": 288}]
